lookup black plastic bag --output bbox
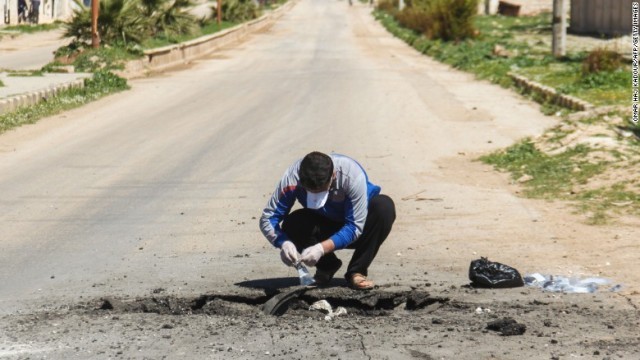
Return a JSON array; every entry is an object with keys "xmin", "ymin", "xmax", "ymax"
[{"xmin": 468, "ymin": 257, "xmax": 524, "ymax": 288}]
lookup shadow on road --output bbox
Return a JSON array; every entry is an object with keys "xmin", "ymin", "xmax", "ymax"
[{"xmin": 235, "ymin": 277, "xmax": 348, "ymax": 290}]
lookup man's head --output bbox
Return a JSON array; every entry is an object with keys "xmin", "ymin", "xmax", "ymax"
[
  {"xmin": 299, "ymin": 152, "xmax": 334, "ymax": 190},
  {"xmin": 299, "ymin": 152, "xmax": 334, "ymax": 209}
]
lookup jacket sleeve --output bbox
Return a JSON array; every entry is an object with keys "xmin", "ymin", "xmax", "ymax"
[
  {"xmin": 259, "ymin": 165, "xmax": 298, "ymax": 248},
  {"xmin": 330, "ymin": 173, "xmax": 368, "ymax": 249}
]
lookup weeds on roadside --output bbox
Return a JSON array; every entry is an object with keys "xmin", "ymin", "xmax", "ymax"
[
  {"xmin": 375, "ymin": 5, "xmax": 638, "ymax": 223},
  {"xmin": 377, "ymin": 0, "xmax": 398, "ymax": 13},
  {"xmin": 54, "ymin": 0, "xmax": 272, "ymax": 68},
  {"xmin": 518, "ymin": 49, "xmax": 630, "ymax": 106},
  {"xmin": 480, "ymin": 136, "xmax": 639, "ymax": 223},
  {"xmin": 582, "ymin": 48, "xmax": 624, "ymax": 74},
  {"xmin": 221, "ymin": 0, "xmax": 260, "ymax": 22},
  {"xmin": 1, "ymin": 21, "xmax": 62, "ymax": 34},
  {"xmin": 48, "ymin": 44, "xmax": 142, "ymax": 73},
  {"xmin": 141, "ymin": 20, "xmax": 236, "ymax": 48},
  {"xmin": 6, "ymin": 70, "xmax": 45, "ymax": 77},
  {"xmin": 577, "ymin": 184, "xmax": 640, "ymax": 224},
  {"xmin": 374, "ymin": 10, "xmax": 630, "ymax": 108},
  {"xmin": 0, "ymin": 71, "xmax": 128, "ymax": 135},
  {"xmin": 262, "ymin": 0, "xmax": 289, "ymax": 10},
  {"xmin": 52, "ymin": 18, "xmax": 236, "ymax": 71},
  {"xmin": 480, "ymin": 140, "xmax": 607, "ymax": 198},
  {"xmin": 422, "ymin": 0, "xmax": 478, "ymax": 41},
  {"xmin": 375, "ymin": 11, "xmax": 554, "ymax": 86},
  {"xmin": 64, "ymin": 0, "xmax": 198, "ymax": 47},
  {"xmin": 391, "ymin": 0, "xmax": 478, "ymax": 41}
]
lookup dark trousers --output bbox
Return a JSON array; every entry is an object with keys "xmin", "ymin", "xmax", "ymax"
[{"xmin": 281, "ymin": 194, "xmax": 395, "ymax": 279}]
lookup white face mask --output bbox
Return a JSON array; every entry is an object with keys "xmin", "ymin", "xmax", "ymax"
[{"xmin": 306, "ymin": 190, "xmax": 329, "ymax": 209}]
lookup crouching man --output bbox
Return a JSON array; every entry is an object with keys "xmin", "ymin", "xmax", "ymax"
[{"xmin": 259, "ymin": 151, "xmax": 395, "ymax": 290}]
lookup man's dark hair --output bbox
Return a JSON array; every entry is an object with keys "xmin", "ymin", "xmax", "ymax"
[{"xmin": 299, "ymin": 152, "xmax": 333, "ymax": 190}]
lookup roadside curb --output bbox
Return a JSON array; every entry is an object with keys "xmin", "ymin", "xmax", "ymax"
[
  {"xmin": 0, "ymin": 79, "xmax": 85, "ymax": 116},
  {"xmin": 120, "ymin": 0, "xmax": 297, "ymax": 79},
  {"xmin": 508, "ymin": 72, "xmax": 594, "ymax": 112}
]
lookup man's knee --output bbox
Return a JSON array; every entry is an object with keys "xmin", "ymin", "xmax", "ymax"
[{"xmin": 369, "ymin": 194, "xmax": 396, "ymax": 228}]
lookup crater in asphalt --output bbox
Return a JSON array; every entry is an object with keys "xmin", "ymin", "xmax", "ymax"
[{"xmin": 95, "ymin": 288, "xmax": 449, "ymax": 317}]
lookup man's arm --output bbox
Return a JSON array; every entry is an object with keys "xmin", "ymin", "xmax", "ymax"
[
  {"xmin": 328, "ymin": 173, "xmax": 368, "ymax": 249},
  {"xmin": 259, "ymin": 163, "xmax": 300, "ymax": 248}
]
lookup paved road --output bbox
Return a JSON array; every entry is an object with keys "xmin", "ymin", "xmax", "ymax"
[
  {"xmin": 0, "ymin": 71, "xmax": 90, "ymax": 99},
  {"xmin": 0, "ymin": 29, "xmax": 92, "ymax": 106},
  {"xmin": 0, "ymin": 29, "xmax": 68, "ymax": 70}
]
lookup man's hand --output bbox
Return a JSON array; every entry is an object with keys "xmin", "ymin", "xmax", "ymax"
[
  {"xmin": 280, "ymin": 241, "xmax": 300, "ymax": 267},
  {"xmin": 300, "ymin": 243, "xmax": 324, "ymax": 266}
]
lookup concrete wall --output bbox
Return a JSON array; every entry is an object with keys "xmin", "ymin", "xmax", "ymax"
[{"xmin": 570, "ymin": 0, "xmax": 633, "ymax": 36}]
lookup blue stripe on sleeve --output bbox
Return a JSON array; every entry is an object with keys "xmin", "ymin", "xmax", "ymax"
[
  {"xmin": 331, "ymin": 199, "xmax": 359, "ymax": 249},
  {"xmin": 270, "ymin": 188, "xmax": 297, "ymax": 248}
]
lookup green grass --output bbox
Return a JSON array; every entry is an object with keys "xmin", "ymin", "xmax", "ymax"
[
  {"xmin": 6, "ymin": 69, "xmax": 45, "ymax": 77},
  {"xmin": 0, "ymin": 71, "xmax": 128, "ymax": 135},
  {"xmin": 374, "ymin": 10, "xmax": 630, "ymax": 108},
  {"xmin": 519, "ymin": 63, "xmax": 630, "ymax": 106},
  {"xmin": 577, "ymin": 184, "xmax": 640, "ymax": 224},
  {"xmin": 480, "ymin": 140, "xmax": 607, "ymax": 199},
  {"xmin": 1, "ymin": 21, "xmax": 62, "ymax": 34},
  {"xmin": 141, "ymin": 21, "xmax": 237, "ymax": 49},
  {"xmin": 375, "ymin": 11, "xmax": 555, "ymax": 86},
  {"xmin": 479, "ymin": 138, "xmax": 640, "ymax": 223},
  {"xmin": 53, "ymin": 20, "xmax": 238, "ymax": 70},
  {"xmin": 47, "ymin": 45, "xmax": 144, "ymax": 73}
]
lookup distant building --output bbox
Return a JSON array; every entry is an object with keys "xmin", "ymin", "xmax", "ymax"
[{"xmin": 3, "ymin": 0, "xmax": 75, "ymax": 25}]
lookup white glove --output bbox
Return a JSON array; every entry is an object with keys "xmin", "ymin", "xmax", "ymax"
[
  {"xmin": 280, "ymin": 241, "xmax": 300, "ymax": 267},
  {"xmin": 300, "ymin": 243, "xmax": 324, "ymax": 267}
]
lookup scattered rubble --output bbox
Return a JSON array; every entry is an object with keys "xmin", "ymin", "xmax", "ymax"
[{"xmin": 486, "ymin": 317, "xmax": 527, "ymax": 336}]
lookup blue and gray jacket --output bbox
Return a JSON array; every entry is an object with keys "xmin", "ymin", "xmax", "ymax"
[{"xmin": 259, "ymin": 154, "xmax": 381, "ymax": 249}]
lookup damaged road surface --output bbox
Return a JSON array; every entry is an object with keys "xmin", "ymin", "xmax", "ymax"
[
  {"xmin": 96, "ymin": 287, "xmax": 448, "ymax": 317},
  {"xmin": 262, "ymin": 285, "xmax": 311, "ymax": 316},
  {"xmin": 1, "ymin": 0, "xmax": 640, "ymax": 359},
  {"xmin": 1, "ymin": 286, "xmax": 639, "ymax": 359}
]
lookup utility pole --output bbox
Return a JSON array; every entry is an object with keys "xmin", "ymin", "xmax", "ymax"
[
  {"xmin": 551, "ymin": 0, "xmax": 566, "ymax": 57},
  {"xmin": 91, "ymin": 0, "xmax": 100, "ymax": 48},
  {"xmin": 217, "ymin": 0, "xmax": 221, "ymax": 24}
]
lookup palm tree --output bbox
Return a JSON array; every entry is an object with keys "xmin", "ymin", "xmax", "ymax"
[
  {"xmin": 151, "ymin": 0, "xmax": 198, "ymax": 39},
  {"xmin": 64, "ymin": 0, "xmax": 197, "ymax": 46}
]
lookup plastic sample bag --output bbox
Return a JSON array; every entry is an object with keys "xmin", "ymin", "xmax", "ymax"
[
  {"xmin": 524, "ymin": 273, "xmax": 622, "ymax": 293},
  {"xmin": 468, "ymin": 257, "xmax": 524, "ymax": 288}
]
